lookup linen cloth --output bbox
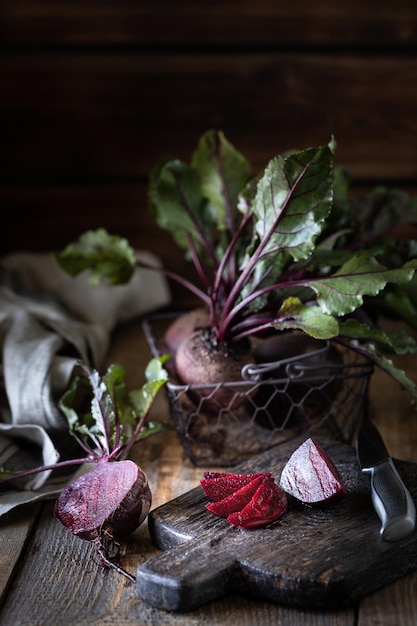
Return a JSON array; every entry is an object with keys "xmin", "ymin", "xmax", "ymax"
[{"xmin": 0, "ymin": 251, "xmax": 171, "ymax": 516}]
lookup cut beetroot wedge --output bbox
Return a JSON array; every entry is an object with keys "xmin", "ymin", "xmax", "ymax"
[
  {"xmin": 227, "ymin": 477, "xmax": 288, "ymax": 529},
  {"xmin": 201, "ymin": 471, "xmax": 272, "ymax": 502},
  {"xmin": 280, "ymin": 437, "xmax": 346, "ymax": 504},
  {"xmin": 206, "ymin": 474, "xmax": 268, "ymax": 518}
]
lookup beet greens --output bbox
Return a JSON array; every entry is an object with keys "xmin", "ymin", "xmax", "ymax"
[
  {"xmin": 54, "ymin": 130, "xmax": 417, "ymax": 406},
  {"xmin": 58, "ymin": 358, "xmax": 169, "ymax": 464}
]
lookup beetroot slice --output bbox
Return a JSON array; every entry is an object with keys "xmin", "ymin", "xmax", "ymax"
[
  {"xmin": 54, "ymin": 459, "xmax": 145, "ymax": 539},
  {"xmin": 201, "ymin": 471, "xmax": 272, "ymax": 501},
  {"xmin": 279, "ymin": 437, "xmax": 346, "ymax": 504},
  {"xmin": 227, "ymin": 477, "xmax": 288, "ymax": 529},
  {"xmin": 206, "ymin": 474, "xmax": 268, "ymax": 518}
]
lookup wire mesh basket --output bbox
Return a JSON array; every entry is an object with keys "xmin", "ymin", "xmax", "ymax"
[{"xmin": 143, "ymin": 312, "xmax": 374, "ymax": 466}]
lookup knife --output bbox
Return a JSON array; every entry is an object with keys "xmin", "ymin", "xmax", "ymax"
[{"xmin": 356, "ymin": 420, "xmax": 416, "ymax": 542}]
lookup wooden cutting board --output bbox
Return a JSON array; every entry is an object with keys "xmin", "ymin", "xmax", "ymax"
[{"xmin": 136, "ymin": 435, "xmax": 417, "ymax": 611}]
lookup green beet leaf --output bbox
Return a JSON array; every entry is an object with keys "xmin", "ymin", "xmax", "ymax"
[
  {"xmin": 271, "ymin": 297, "xmax": 339, "ymax": 339},
  {"xmin": 55, "ymin": 228, "xmax": 137, "ymax": 285},
  {"xmin": 59, "ymin": 358, "xmax": 169, "ymax": 460},
  {"xmin": 191, "ymin": 129, "xmax": 252, "ymax": 233},
  {"xmin": 251, "ymin": 145, "xmax": 334, "ymax": 263},
  {"xmin": 148, "ymin": 159, "xmax": 209, "ymax": 256},
  {"xmin": 304, "ymin": 255, "xmax": 417, "ymax": 317}
]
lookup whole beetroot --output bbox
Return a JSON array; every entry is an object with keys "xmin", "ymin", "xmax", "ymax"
[
  {"xmin": 175, "ymin": 328, "xmax": 256, "ymax": 412},
  {"xmin": 0, "ymin": 357, "xmax": 169, "ymax": 583},
  {"xmin": 54, "ymin": 460, "xmax": 152, "ymax": 581}
]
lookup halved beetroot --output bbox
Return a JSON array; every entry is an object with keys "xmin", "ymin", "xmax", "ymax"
[
  {"xmin": 201, "ymin": 471, "xmax": 272, "ymax": 502},
  {"xmin": 280, "ymin": 437, "xmax": 346, "ymax": 504},
  {"xmin": 206, "ymin": 474, "xmax": 268, "ymax": 518},
  {"xmin": 227, "ymin": 477, "xmax": 288, "ymax": 529}
]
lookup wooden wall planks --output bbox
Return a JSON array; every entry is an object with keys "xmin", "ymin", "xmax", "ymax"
[
  {"xmin": 2, "ymin": 53, "xmax": 417, "ymax": 182},
  {"xmin": 1, "ymin": 2, "xmax": 417, "ymax": 303},
  {"xmin": 1, "ymin": 1, "xmax": 417, "ymax": 48}
]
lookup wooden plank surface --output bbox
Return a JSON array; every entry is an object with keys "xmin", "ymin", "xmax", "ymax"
[
  {"xmin": 358, "ymin": 573, "xmax": 417, "ymax": 626},
  {"xmin": 2, "ymin": 53, "xmax": 417, "ymax": 184},
  {"xmin": 1, "ymin": 1, "xmax": 417, "ymax": 47},
  {"xmin": 0, "ymin": 504, "xmax": 40, "ymax": 604},
  {"xmin": 2, "ymin": 51, "xmax": 417, "ymax": 263}
]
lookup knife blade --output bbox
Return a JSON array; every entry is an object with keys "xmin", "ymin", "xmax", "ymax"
[{"xmin": 356, "ymin": 420, "xmax": 416, "ymax": 542}]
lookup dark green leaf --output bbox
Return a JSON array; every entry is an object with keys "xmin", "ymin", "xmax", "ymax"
[
  {"xmin": 272, "ymin": 297, "xmax": 339, "ymax": 339},
  {"xmin": 349, "ymin": 343, "xmax": 417, "ymax": 407},
  {"xmin": 251, "ymin": 144, "xmax": 334, "ymax": 263},
  {"xmin": 134, "ymin": 420, "xmax": 175, "ymax": 442},
  {"xmin": 339, "ymin": 318, "xmax": 417, "ymax": 355},
  {"xmin": 148, "ymin": 159, "xmax": 212, "ymax": 255},
  {"xmin": 54, "ymin": 228, "xmax": 137, "ymax": 285},
  {"xmin": 59, "ymin": 374, "xmax": 107, "ymax": 454},
  {"xmin": 191, "ymin": 129, "xmax": 251, "ymax": 231},
  {"xmin": 380, "ymin": 285, "xmax": 417, "ymax": 331},
  {"xmin": 59, "ymin": 358, "xmax": 168, "ymax": 458},
  {"xmin": 305, "ymin": 256, "xmax": 417, "ymax": 316},
  {"xmin": 129, "ymin": 356, "xmax": 169, "ymax": 417}
]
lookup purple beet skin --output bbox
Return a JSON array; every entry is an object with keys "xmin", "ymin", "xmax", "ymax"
[
  {"xmin": 54, "ymin": 459, "xmax": 151, "ymax": 581},
  {"xmin": 54, "ymin": 459, "xmax": 151, "ymax": 542}
]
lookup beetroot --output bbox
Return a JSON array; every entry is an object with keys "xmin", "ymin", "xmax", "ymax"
[
  {"xmin": 54, "ymin": 460, "xmax": 151, "ymax": 541},
  {"xmin": 0, "ymin": 358, "xmax": 168, "ymax": 583},
  {"xmin": 201, "ymin": 471, "xmax": 272, "ymax": 501},
  {"xmin": 206, "ymin": 474, "xmax": 267, "ymax": 518},
  {"xmin": 203, "ymin": 471, "xmax": 288, "ymax": 529},
  {"xmin": 55, "ymin": 460, "xmax": 151, "ymax": 582},
  {"xmin": 175, "ymin": 329, "xmax": 256, "ymax": 412},
  {"xmin": 280, "ymin": 437, "xmax": 346, "ymax": 504},
  {"xmin": 163, "ymin": 308, "xmax": 210, "ymax": 358},
  {"xmin": 227, "ymin": 477, "xmax": 288, "ymax": 529}
]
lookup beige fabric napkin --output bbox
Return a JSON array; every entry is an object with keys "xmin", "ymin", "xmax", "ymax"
[{"xmin": 0, "ymin": 251, "xmax": 171, "ymax": 516}]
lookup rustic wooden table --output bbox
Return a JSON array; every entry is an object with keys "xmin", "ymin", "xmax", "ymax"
[{"xmin": 1, "ymin": 319, "xmax": 416, "ymax": 626}]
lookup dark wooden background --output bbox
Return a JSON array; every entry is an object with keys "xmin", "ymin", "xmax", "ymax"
[{"xmin": 2, "ymin": 1, "xmax": 417, "ymax": 305}]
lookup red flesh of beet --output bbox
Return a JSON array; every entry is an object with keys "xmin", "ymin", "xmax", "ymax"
[
  {"xmin": 227, "ymin": 477, "xmax": 288, "ymax": 528},
  {"xmin": 279, "ymin": 437, "xmax": 346, "ymax": 504},
  {"xmin": 206, "ymin": 474, "xmax": 268, "ymax": 518},
  {"xmin": 55, "ymin": 459, "xmax": 151, "ymax": 541},
  {"xmin": 202, "ymin": 471, "xmax": 288, "ymax": 529},
  {"xmin": 201, "ymin": 471, "xmax": 272, "ymax": 501}
]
